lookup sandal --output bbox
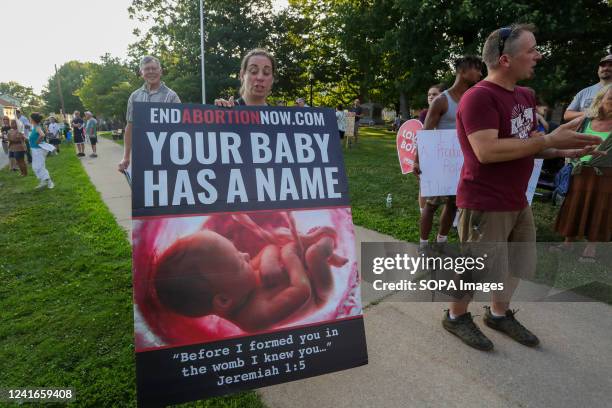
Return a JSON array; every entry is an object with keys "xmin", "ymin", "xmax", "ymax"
[
  {"xmin": 578, "ymin": 255, "xmax": 597, "ymax": 263},
  {"xmin": 548, "ymin": 243, "xmax": 573, "ymax": 253}
]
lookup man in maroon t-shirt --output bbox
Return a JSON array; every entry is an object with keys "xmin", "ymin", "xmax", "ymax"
[{"xmin": 442, "ymin": 24, "xmax": 604, "ymax": 351}]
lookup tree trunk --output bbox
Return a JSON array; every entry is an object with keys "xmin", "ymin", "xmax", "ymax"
[{"xmin": 399, "ymin": 90, "xmax": 409, "ymax": 119}]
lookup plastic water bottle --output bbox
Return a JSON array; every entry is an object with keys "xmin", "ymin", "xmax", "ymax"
[{"xmin": 386, "ymin": 193, "xmax": 392, "ymax": 208}]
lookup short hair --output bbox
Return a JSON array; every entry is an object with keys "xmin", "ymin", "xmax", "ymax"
[
  {"xmin": 139, "ymin": 55, "xmax": 161, "ymax": 71},
  {"xmin": 586, "ymin": 84, "xmax": 612, "ymax": 120},
  {"xmin": 429, "ymin": 83, "xmax": 446, "ymax": 92},
  {"xmin": 84, "ymin": 111, "xmax": 92, "ymax": 116},
  {"xmin": 454, "ymin": 55, "xmax": 483, "ymax": 72},
  {"xmin": 239, "ymin": 48, "xmax": 276, "ymax": 96},
  {"xmin": 337, "ymin": 104, "xmax": 344, "ymax": 110},
  {"xmin": 30, "ymin": 112, "xmax": 43, "ymax": 124},
  {"xmin": 482, "ymin": 23, "xmax": 537, "ymax": 69}
]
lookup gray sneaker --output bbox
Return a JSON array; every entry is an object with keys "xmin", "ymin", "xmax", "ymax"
[
  {"xmin": 483, "ymin": 306, "xmax": 540, "ymax": 347},
  {"xmin": 47, "ymin": 179, "xmax": 55, "ymax": 189},
  {"xmin": 443, "ymin": 310, "xmax": 494, "ymax": 351}
]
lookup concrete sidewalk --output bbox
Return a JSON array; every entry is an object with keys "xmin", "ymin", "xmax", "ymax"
[
  {"xmin": 83, "ymin": 136, "xmax": 611, "ymax": 408},
  {"xmin": 79, "ymin": 137, "xmax": 132, "ymax": 234}
]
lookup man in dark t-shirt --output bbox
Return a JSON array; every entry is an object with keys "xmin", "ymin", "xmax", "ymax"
[
  {"xmin": 72, "ymin": 111, "xmax": 85, "ymax": 157},
  {"xmin": 348, "ymin": 98, "xmax": 363, "ymax": 143},
  {"xmin": 442, "ymin": 24, "xmax": 604, "ymax": 351}
]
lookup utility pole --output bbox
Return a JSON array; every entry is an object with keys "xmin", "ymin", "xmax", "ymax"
[
  {"xmin": 309, "ymin": 69, "xmax": 314, "ymax": 107},
  {"xmin": 200, "ymin": 0, "xmax": 206, "ymax": 104},
  {"xmin": 54, "ymin": 64, "xmax": 66, "ymax": 121}
]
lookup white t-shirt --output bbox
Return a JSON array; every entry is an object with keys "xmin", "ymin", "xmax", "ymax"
[
  {"xmin": 48, "ymin": 123, "xmax": 60, "ymax": 138},
  {"xmin": 336, "ymin": 110, "xmax": 347, "ymax": 132}
]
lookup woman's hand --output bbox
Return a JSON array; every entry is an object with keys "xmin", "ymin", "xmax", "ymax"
[
  {"xmin": 214, "ymin": 96, "xmax": 236, "ymax": 107},
  {"xmin": 563, "ymin": 145, "xmax": 607, "ymax": 159}
]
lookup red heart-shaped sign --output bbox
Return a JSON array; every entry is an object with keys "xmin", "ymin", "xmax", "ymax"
[{"xmin": 396, "ymin": 119, "xmax": 423, "ymax": 174}]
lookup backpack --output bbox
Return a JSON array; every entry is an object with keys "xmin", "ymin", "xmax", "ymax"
[{"xmin": 552, "ymin": 162, "xmax": 572, "ymax": 205}]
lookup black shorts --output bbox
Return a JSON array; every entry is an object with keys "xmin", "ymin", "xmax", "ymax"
[
  {"xmin": 9, "ymin": 151, "xmax": 26, "ymax": 160},
  {"xmin": 89, "ymin": 136, "xmax": 98, "ymax": 145},
  {"xmin": 49, "ymin": 138, "xmax": 61, "ymax": 146},
  {"xmin": 74, "ymin": 132, "xmax": 84, "ymax": 144}
]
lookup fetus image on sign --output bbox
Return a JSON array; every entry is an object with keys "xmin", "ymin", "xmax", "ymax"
[{"xmin": 132, "ymin": 208, "xmax": 360, "ymax": 350}]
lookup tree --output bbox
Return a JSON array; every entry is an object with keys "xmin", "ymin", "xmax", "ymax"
[
  {"xmin": 77, "ymin": 54, "xmax": 138, "ymax": 122},
  {"xmin": 128, "ymin": 0, "xmax": 276, "ymax": 102},
  {"xmin": 384, "ymin": 0, "xmax": 612, "ymax": 112},
  {"xmin": 272, "ymin": 0, "xmax": 394, "ymax": 107},
  {"xmin": 42, "ymin": 61, "xmax": 92, "ymax": 114},
  {"xmin": 0, "ymin": 81, "xmax": 44, "ymax": 116}
]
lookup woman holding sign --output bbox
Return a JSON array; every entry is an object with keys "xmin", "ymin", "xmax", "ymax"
[{"xmin": 215, "ymin": 48, "xmax": 276, "ymax": 107}]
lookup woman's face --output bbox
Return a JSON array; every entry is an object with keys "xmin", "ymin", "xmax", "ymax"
[
  {"xmin": 427, "ymin": 87, "xmax": 442, "ymax": 106},
  {"xmin": 241, "ymin": 55, "xmax": 274, "ymax": 101}
]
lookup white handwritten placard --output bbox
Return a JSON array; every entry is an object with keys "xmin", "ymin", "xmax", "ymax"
[{"xmin": 417, "ymin": 130, "xmax": 463, "ymax": 197}]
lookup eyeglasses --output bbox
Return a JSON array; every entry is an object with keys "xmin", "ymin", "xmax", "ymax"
[{"xmin": 498, "ymin": 26, "xmax": 513, "ymax": 58}]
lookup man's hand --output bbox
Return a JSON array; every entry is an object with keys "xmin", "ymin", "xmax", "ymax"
[
  {"xmin": 544, "ymin": 116, "xmax": 603, "ymax": 150},
  {"xmin": 529, "ymin": 130, "xmax": 545, "ymax": 138},
  {"xmin": 118, "ymin": 158, "xmax": 130, "ymax": 172},
  {"xmin": 563, "ymin": 110, "xmax": 585, "ymax": 122}
]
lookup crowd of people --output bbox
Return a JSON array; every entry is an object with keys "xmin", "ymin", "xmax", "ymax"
[
  {"xmin": 3, "ymin": 23, "xmax": 608, "ymax": 353},
  {"xmin": 412, "ymin": 28, "xmax": 610, "ymax": 351},
  {"xmin": 1, "ymin": 107, "xmax": 100, "ymax": 189},
  {"xmin": 115, "ymin": 33, "xmax": 609, "ymax": 354}
]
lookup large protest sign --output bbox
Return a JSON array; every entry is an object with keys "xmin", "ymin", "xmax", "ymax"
[
  {"xmin": 131, "ymin": 103, "xmax": 367, "ymax": 407},
  {"xmin": 396, "ymin": 119, "xmax": 423, "ymax": 174},
  {"xmin": 418, "ymin": 129, "xmax": 544, "ymax": 202}
]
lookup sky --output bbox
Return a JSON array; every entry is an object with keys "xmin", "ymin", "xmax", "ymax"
[{"xmin": 1, "ymin": 0, "xmax": 289, "ymax": 94}]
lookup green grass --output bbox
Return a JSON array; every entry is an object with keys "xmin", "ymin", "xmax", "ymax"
[
  {"xmin": 0, "ymin": 152, "xmax": 263, "ymax": 407},
  {"xmin": 99, "ymin": 131, "xmax": 124, "ymax": 146}
]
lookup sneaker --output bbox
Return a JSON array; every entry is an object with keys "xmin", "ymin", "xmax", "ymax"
[
  {"xmin": 35, "ymin": 180, "xmax": 47, "ymax": 190},
  {"xmin": 47, "ymin": 179, "xmax": 55, "ymax": 189},
  {"xmin": 90, "ymin": 153, "xmax": 98, "ymax": 158},
  {"xmin": 442, "ymin": 310, "xmax": 494, "ymax": 351},
  {"xmin": 483, "ymin": 306, "xmax": 540, "ymax": 347}
]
